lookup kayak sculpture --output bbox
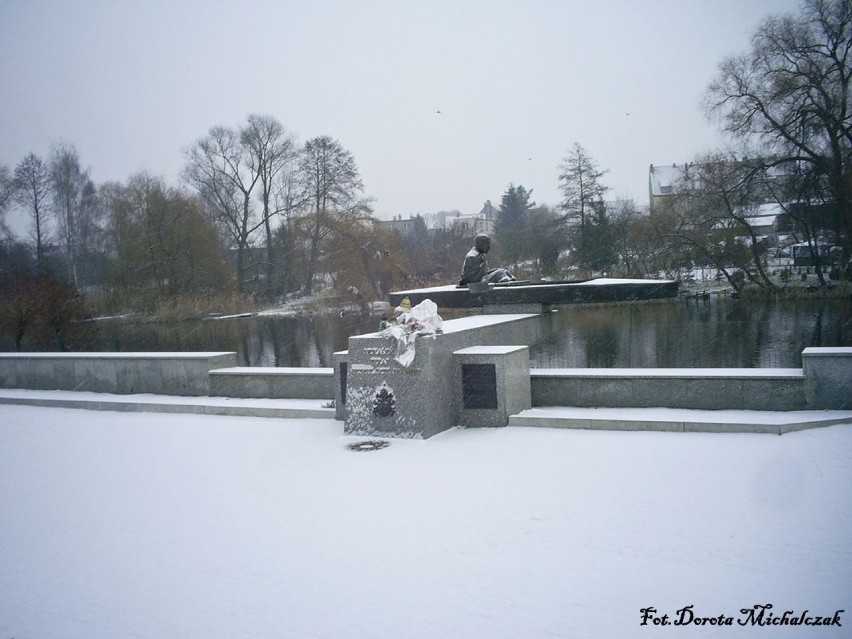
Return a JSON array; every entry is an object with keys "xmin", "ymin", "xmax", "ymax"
[
  {"xmin": 391, "ymin": 233, "xmax": 678, "ymax": 311},
  {"xmin": 390, "ymin": 277, "xmax": 679, "ymax": 310}
]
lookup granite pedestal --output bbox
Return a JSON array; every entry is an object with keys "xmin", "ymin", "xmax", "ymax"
[
  {"xmin": 803, "ymin": 347, "xmax": 852, "ymax": 409},
  {"xmin": 453, "ymin": 345, "xmax": 531, "ymax": 427},
  {"xmin": 341, "ymin": 313, "xmax": 552, "ymax": 439}
]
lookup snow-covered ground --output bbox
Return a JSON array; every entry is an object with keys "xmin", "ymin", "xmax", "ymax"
[{"xmin": 1, "ymin": 405, "xmax": 850, "ymax": 638}]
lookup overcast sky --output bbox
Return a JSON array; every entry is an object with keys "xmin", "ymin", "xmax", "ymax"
[{"xmin": 1, "ymin": 0, "xmax": 803, "ymax": 221}]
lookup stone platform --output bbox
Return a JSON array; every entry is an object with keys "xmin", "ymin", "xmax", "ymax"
[
  {"xmin": 0, "ymin": 388, "xmax": 334, "ymax": 419},
  {"xmin": 1, "ymin": 389, "xmax": 849, "ymax": 436},
  {"xmin": 509, "ymin": 406, "xmax": 852, "ymax": 435}
]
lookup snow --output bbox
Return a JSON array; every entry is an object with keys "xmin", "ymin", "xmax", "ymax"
[
  {"xmin": 802, "ymin": 347, "xmax": 852, "ymax": 356},
  {"xmin": 579, "ymin": 277, "xmax": 676, "ymax": 285},
  {"xmin": 349, "ymin": 313, "xmax": 537, "ymax": 338},
  {"xmin": 392, "ymin": 284, "xmax": 459, "ymax": 295},
  {"xmin": 211, "ymin": 366, "xmax": 334, "ymax": 376},
  {"xmin": 1, "ymin": 404, "xmax": 850, "ymax": 638},
  {"xmin": 454, "ymin": 345, "xmax": 527, "ymax": 355},
  {"xmin": 0, "ymin": 351, "xmax": 235, "ymax": 359},
  {"xmin": 204, "ymin": 312, "xmax": 255, "ymax": 320},
  {"xmin": 0, "ymin": 388, "xmax": 330, "ymax": 411},
  {"xmin": 532, "ymin": 368, "xmax": 804, "ymax": 378},
  {"xmin": 518, "ymin": 406, "xmax": 852, "ymax": 425},
  {"xmin": 649, "ymin": 164, "xmax": 683, "ymax": 195},
  {"xmin": 441, "ymin": 314, "xmax": 535, "ymax": 332}
]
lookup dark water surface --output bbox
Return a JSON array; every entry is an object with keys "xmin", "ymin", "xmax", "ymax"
[
  {"xmin": 93, "ymin": 312, "xmax": 379, "ymax": 368},
  {"xmin": 90, "ymin": 298, "xmax": 850, "ymax": 369},
  {"xmin": 530, "ymin": 297, "xmax": 851, "ymax": 368}
]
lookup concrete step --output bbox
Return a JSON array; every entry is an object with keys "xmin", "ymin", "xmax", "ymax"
[
  {"xmin": 0, "ymin": 389, "xmax": 335, "ymax": 420},
  {"xmin": 509, "ymin": 406, "xmax": 852, "ymax": 435}
]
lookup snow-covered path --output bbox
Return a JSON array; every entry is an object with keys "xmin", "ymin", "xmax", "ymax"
[{"xmin": 1, "ymin": 405, "xmax": 850, "ymax": 638}]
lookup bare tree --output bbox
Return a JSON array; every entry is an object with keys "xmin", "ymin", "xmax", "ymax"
[
  {"xmin": 240, "ymin": 114, "xmax": 298, "ymax": 295},
  {"xmin": 13, "ymin": 153, "xmax": 52, "ymax": 266},
  {"xmin": 185, "ymin": 116, "xmax": 300, "ymax": 294},
  {"xmin": 664, "ymin": 155, "xmax": 780, "ymax": 291},
  {"xmin": 105, "ymin": 173, "xmax": 232, "ymax": 302},
  {"xmin": 705, "ymin": 0, "xmax": 852, "ymax": 261},
  {"xmin": 296, "ymin": 135, "xmax": 371, "ymax": 294},
  {"xmin": 184, "ymin": 126, "xmax": 260, "ymax": 292},
  {"xmin": 0, "ymin": 164, "xmax": 13, "ymax": 238},
  {"xmin": 50, "ymin": 144, "xmax": 98, "ymax": 288}
]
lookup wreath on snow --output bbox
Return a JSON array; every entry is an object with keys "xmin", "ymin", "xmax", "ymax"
[{"xmin": 347, "ymin": 440, "xmax": 391, "ymax": 452}]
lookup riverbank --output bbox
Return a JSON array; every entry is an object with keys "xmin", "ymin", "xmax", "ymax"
[
  {"xmin": 89, "ymin": 289, "xmax": 363, "ymax": 324},
  {"xmin": 680, "ymin": 278, "xmax": 851, "ymax": 301},
  {"xmin": 98, "ymin": 276, "xmax": 851, "ymax": 325}
]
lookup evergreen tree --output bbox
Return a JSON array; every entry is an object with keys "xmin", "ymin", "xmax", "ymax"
[
  {"xmin": 494, "ymin": 183, "xmax": 535, "ymax": 266},
  {"xmin": 557, "ymin": 143, "xmax": 611, "ymax": 274},
  {"xmin": 558, "ymin": 143, "xmax": 608, "ymax": 230}
]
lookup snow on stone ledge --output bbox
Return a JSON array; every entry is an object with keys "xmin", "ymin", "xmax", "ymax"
[
  {"xmin": 210, "ymin": 367, "xmax": 333, "ymax": 375},
  {"xmin": 531, "ymin": 367, "xmax": 805, "ymax": 378},
  {"xmin": 577, "ymin": 277, "xmax": 676, "ymax": 285},
  {"xmin": 802, "ymin": 347, "xmax": 852, "ymax": 356},
  {"xmin": 0, "ymin": 352, "xmax": 236, "ymax": 359}
]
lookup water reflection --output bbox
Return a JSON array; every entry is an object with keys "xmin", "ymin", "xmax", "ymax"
[
  {"xmin": 529, "ymin": 297, "xmax": 851, "ymax": 368},
  {"xmin": 88, "ymin": 298, "xmax": 850, "ymax": 369},
  {"xmin": 95, "ymin": 313, "xmax": 380, "ymax": 367}
]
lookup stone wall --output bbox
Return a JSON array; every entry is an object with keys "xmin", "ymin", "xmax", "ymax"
[
  {"xmin": 209, "ymin": 367, "xmax": 334, "ymax": 399},
  {"xmin": 2, "ymin": 347, "xmax": 849, "ymax": 415},
  {"xmin": 530, "ymin": 368, "xmax": 807, "ymax": 411},
  {"xmin": 0, "ymin": 352, "xmax": 237, "ymax": 396}
]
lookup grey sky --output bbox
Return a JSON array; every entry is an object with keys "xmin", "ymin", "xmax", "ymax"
[{"xmin": 1, "ymin": 0, "xmax": 802, "ymax": 220}]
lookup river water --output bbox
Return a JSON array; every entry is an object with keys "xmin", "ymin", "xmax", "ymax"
[{"xmin": 89, "ymin": 297, "xmax": 851, "ymax": 369}]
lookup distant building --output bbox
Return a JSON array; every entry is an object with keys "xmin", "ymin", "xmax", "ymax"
[
  {"xmin": 648, "ymin": 163, "xmax": 693, "ymax": 213},
  {"xmin": 649, "ymin": 161, "xmax": 793, "ymax": 215},
  {"xmin": 378, "ymin": 201, "xmax": 498, "ymax": 238},
  {"xmin": 648, "ymin": 161, "xmax": 799, "ymax": 244},
  {"xmin": 378, "ymin": 215, "xmax": 419, "ymax": 235},
  {"xmin": 449, "ymin": 200, "xmax": 495, "ymax": 236},
  {"xmin": 603, "ymin": 198, "xmax": 644, "ymax": 216}
]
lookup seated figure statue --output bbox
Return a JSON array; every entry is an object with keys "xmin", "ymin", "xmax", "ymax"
[{"xmin": 459, "ymin": 234, "xmax": 515, "ymax": 286}]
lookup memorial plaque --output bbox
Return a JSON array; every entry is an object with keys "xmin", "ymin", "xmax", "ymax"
[{"xmin": 461, "ymin": 363, "xmax": 498, "ymax": 409}]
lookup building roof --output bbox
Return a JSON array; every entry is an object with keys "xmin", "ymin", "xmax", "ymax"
[{"xmin": 649, "ymin": 164, "xmax": 685, "ymax": 197}]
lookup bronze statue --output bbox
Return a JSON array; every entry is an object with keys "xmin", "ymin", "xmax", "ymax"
[{"xmin": 460, "ymin": 234, "xmax": 514, "ymax": 285}]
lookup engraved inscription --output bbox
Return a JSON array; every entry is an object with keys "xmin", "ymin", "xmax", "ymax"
[{"xmin": 357, "ymin": 345, "xmax": 396, "ymax": 375}]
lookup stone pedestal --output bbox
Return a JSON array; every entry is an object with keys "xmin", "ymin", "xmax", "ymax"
[
  {"xmin": 340, "ymin": 314, "xmax": 551, "ymax": 439},
  {"xmin": 344, "ymin": 333, "xmax": 451, "ymax": 439},
  {"xmin": 453, "ymin": 346, "xmax": 531, "ymax": 427},
  {"xmin": 803, "ymin": 347, "xmax": 852, "ymax": 409}
]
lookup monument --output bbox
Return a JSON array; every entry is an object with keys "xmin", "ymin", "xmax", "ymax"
[
  {"xmin": 339, "ymin": 307, "xmax": 553, "ymax": 439},
  {"xmin": 337, "ymin": 244, "xmax": 679, "ymax": 439}
]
